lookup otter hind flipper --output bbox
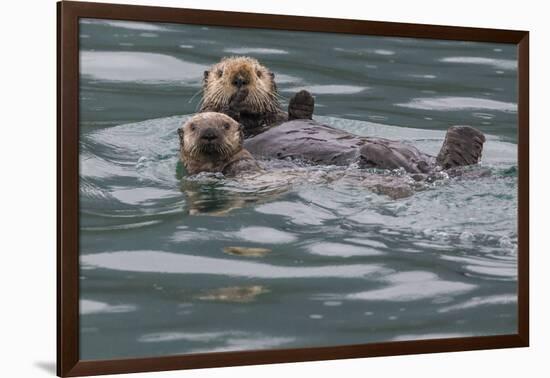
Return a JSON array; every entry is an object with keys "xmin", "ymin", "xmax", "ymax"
[
  {"xmin": 436, "ymin": 126, "xmax": 486, "ymax": 169},
  {"xmin": 288, "ymin": 90, "xmax": 315, "ymax": 120}
]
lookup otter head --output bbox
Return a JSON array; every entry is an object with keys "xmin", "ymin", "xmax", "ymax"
[
  {"xmin": 200, "ymin": 56, "xmax": 281, "ymax": 114},
  {"xmin": 178, "ymin": 112, "xmax": 244, "ymax": 169}
]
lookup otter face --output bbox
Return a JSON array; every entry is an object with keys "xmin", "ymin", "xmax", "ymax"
[
  {"xmin": 201, "ymin": 56, "xmax": 280, "ymax": 114},
  {"xmin": 179, "ymin": 112, "xmax": 243, "ymax": 162}
]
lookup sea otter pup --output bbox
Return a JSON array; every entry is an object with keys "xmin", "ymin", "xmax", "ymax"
[
  {"xmin": 200, "ymin": 56, "xmax": 314, "ymax": 137},
  {"xmin": 178, "ymin": 112, "xmax": 261, "ymax": 176},
  {"xmin": 200, "ymin": 56, "xmax": 486, "ymax": 172}
]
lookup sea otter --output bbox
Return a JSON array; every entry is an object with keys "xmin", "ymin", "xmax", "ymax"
[
  {"xmin": 179, "ymin": 112, "xmax": 489, "ymax": 209},
  {"xmin": 200, "ymin": 56, "xmax": 314, "ymax": 137},
  {"xmin": 200, "ymin": 56, "xmax": 486, "ymax": 173},
  {"xmin": 178, "ymin": 112, "xmax": 261, "ymax": 176}
]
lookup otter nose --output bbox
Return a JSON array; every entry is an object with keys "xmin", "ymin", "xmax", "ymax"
[
  {"xmin": 232, "ymin": 76, "xmax": 247, "ymax": 88},
  {"xmin": 201, "ymin": 129, "xmax": 218, "ymax": 141}
]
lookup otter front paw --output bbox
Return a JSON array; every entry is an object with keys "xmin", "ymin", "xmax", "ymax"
[
  {"xmin": 288, "ymin": 90, "xmax": 315, "ymax": 120},
  {"xmin": 228, "ymin": 89, "xmax": 249, "ymax": 113},
  {"xmin": 221, "ymin": 89, "xmax": 250, "ymax": 121}
]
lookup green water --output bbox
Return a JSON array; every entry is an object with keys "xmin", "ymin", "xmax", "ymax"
[{"xmin": 78, "ymin": 19, "xmax": 518, "ymax": 360}]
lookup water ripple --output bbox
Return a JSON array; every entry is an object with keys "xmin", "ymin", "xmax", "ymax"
[
  {"xmin": 396, "ymin": 96, "xmax": 517, "ymax": 112},
  {"xmin": 440, "ymin": 56, "xmax": 517, "ymax": 70},
  {"xmin": 80, "ymin": 51, "xmax": 207, "ymax": 83},
  {"xmin": 81, "ymin": 250, "xmax": 390, "ymax": 279},
  {"xmin": 347, "ymin": 271, "xmax": 476, "ymax": 301}
]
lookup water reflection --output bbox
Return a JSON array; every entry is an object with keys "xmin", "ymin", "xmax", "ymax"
[
  {"xmin": 346, "ymin": 271, "xmax": 476, "ymax": 302},
  {"xmin": 80, "ymin": 51, "xmax": 207, "ymax": 82},
  {"xmin": 81, "ymin": 250, "xmax": 390, "ymax": 278}
]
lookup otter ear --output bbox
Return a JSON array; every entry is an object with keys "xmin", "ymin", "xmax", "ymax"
[
  {"xmin": 203, "ymin": 70, "xmax": 209, "ymax": 83},
  {"xmin": 269, "ymin": 72, "xmax": 275, "ymax": 79},
  {"xmin": 177, "ymin": 127, "xmax": 184, "ymax": 146}
]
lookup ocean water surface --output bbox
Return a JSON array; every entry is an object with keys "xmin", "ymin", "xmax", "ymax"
[{"xmin": 78, "ymin": 19, "xmax": 518, "ymax": 360}]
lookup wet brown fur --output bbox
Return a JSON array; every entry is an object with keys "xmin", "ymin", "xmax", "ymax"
[
  {"xmin": 200, "ymin": 57, "xmax": 288, "ymax": 137},
  {"xmin": 178, "ymin": 112, "xmax": 261, "ymax": 176},
  {"xmin": 198, "ymin": 58, "xmax": 485, "ymax": 174}
]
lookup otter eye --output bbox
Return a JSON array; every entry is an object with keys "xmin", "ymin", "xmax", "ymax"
[
  {"xmin": 189, "ymin": 123, "xmax": 196, "ymax": 131},
  {"xmin": 216, "ymin": 69, "xmax": 223, "ymax": 78},
  {"xmin": 256, "ymin": 70, "xmax": 262, "ymax": 78},
  {"xmin": 223, "ymin": 123, "xmax": 231, "ymax": 130}
]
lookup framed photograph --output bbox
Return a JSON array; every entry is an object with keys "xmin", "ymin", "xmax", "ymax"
[{"xmin": 57, "ymin": 1, "xmax": 529, "ymax": 376}]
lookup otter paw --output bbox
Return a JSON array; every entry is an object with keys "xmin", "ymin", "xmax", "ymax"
[
  {"xmin": 436, "ymin": 126, "xmax": 486, "ymax": 169},
  {"xmin": 288, "ymin": 90, "xmax": 315, "ymax": 120},
  {"xmin": 228, "ymin": 88, "xmax": 250, "ymax": 113}
]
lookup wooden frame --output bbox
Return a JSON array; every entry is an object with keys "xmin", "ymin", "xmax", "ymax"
[{"xmin": 57, "ymin": 1, "xmax": 529, "ymax": 376}]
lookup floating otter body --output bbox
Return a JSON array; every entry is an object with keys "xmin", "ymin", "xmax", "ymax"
[
  {"xmin": 200, "ymin": 56, "xmax": 486, "ymax": 172},
  {"xmin": 245, "ymin": 120, "xmax": 485, "ymax": 174},
  {"xmin": 177, "ymin": 114, "xmax": 487, "ymax": 211},
  {"xmin": 178, "ymin": 112, "xmax": 261, "ymax": 176}
]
